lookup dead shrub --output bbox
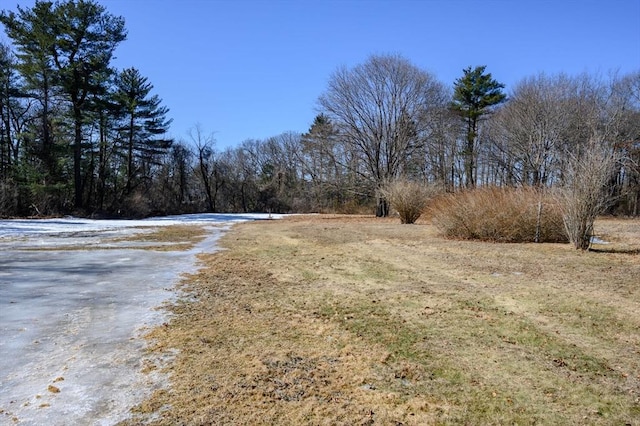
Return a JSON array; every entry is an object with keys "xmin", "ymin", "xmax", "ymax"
[
  {"xmin": 380, "ymin": 179, "xmax": 437, "ymax": 224},
  {"xmin": 428, "ymin": 186, "xmax": 566, "ymax": 243},
  {"xmin": 558, "ymin": 139, "xmax": 621, "ymax": 250}
]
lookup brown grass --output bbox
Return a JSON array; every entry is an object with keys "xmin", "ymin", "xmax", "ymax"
[
  {"xmin": 112, "ymin": 225, "xmax": 209, "ymax": 250},
  {"xmin": 20, "ymin": 225, "xmax": 209, "ymax": 251},
  {"xmin": 20, "ymin": 225, "xmax": 206, "ymax": 251},
  {"xmin": 120, "ymin": 215, "xmax": 640, "ymax": 425}
]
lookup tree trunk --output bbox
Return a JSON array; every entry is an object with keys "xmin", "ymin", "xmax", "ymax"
[
  {"xmin": 97, "ymin": 112, "xmax": 107, "ymax": 211},
  {"xmin": 198, "ymin": 153, "xmax": 214, "ymax": 212},
  {"xmin": 376, "ymin": 196, "xmax": 389, "ymax": 217},
  {"xmin": 126, "ymin": 113, "xmax": 135, "ymax": 194},
  {"xmin": 73, "ymin": 106, "xmax": 83, "ymax": 209},
  {"xmin": 465, "ymin": 118, "xmax": 477, "ymax": 188},
  {"xmin": 42, "ymin": 75, "xmax": 54, "ymax": 181}
]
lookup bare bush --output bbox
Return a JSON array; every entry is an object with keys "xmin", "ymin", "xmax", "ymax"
[
  {"xmin": 428, "ymin": 186, "xmax": 566, "ymax": 242},
  {"xmin": 558, "ymin": 139, "xmax": 621, "ymax": 250},
  {"xmin": 380, "ymin": 179, "xmax": 436, "ymax": 224}
]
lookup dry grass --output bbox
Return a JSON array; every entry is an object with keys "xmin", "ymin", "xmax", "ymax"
[
  {"xmin": 19, "ymin": 225, "xmax": 209, "ymax": 251},
  {"xmin": 111, "ymin": 225, "xmax": 209, "ymax": 250},
  {"xmin": 120, "ymin": 215, "xmax": 640, "ymax": 425}
]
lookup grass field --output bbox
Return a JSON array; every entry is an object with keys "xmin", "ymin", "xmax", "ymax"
[{"xmin": 121, "ymin": 215, "xmax": 640, "ymax": 425}]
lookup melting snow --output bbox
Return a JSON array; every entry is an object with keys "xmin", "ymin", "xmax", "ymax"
[{"xmin": 0, "ymin": 213, "xmax": 279, "ymax": 425}]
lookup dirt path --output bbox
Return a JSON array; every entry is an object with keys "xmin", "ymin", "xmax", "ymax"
[{"xmin": 121, "ymin": 215, "xmax": 640, "ymax": 425}]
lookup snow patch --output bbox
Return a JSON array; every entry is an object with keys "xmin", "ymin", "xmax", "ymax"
[{"xmin": 0, "ymin": 213, "xmax": 280, "ymax": 425}]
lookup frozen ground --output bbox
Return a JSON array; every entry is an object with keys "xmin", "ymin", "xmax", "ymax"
[{"xmin": 0, "ymin": 214, "xmax": 279, "ymax": 425}]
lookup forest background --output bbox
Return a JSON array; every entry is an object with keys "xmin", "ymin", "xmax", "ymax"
[{"xmin": 0, "ymin": 0, "xmax": 638, "ymax": 219}]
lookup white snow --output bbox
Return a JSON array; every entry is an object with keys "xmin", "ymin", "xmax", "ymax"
[
  {"xmin": 590, "ymin": 236, "xmax": 610, "ymax": 245},
  {"xmin": 0, "ymin": 213, "xmax": 280, "ymax": 425}
]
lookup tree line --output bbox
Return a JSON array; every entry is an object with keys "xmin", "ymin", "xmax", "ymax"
[{"xmin": 1, "ymin": 1, "xmax": 638, "ymax": 218}]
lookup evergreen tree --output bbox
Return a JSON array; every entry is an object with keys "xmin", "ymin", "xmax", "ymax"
[
  {"xmin": 54, "ymin": 0, "xmax": 126, "ymax": 208},
  {"xmin": 85, "ymin": 66, "xmax": 120, "ymax": 211},
  {"xmin": 114, "ymin": 67, "xmax": 172, "ymax": 196},
  {"xmin": 0, "ymin": 43, "xmax": 18, "ymax": 178},
  {"xmin": 1, "ymin": 3, "xmax": 59, "ymax": 182},
  {"xmin": 1, "ymin": 0, "xmax": 126, "ymax": 209},
  {"xmin": 452, "ymin": 65, "xmax": 506, "ymax": 187}
]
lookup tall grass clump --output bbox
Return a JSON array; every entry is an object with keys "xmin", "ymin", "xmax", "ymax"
[
  {"xmin": 380, "ymin": 179, "xmax": 437, "ymax": 224},
  {"xmin": 428, "ymin": 186, "xmax": 567, "ymax": 243}
]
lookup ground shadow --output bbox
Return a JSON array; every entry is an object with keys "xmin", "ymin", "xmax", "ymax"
[{"xmin": 589, "ymin": 247, "xmax": 640, "ymax": 255}]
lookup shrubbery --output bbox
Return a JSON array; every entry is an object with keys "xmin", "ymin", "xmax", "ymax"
[
  {"xmin": 428, "ymin": 186, "xmax": 567, "ymax": 243},
  {"xmin": 381, "ymin": 179, "xmax": 436, "ymax": 224},
  {"xmin": 558, "ymin": 140, "xmax": 620, "ymax": 250}
]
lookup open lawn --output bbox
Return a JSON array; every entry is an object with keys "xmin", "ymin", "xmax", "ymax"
[{"xmin": 121, "ymin": 215, "xmax": 640, "ymax": 425}]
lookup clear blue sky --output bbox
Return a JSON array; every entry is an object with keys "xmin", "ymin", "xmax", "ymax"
[{"xmin": 3, "ymin": 0, "xmax": 640, "ymax": 149}]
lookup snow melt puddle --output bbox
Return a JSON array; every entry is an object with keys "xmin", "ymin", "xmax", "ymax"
[{"xmin": 0, "ymin": 214, "xmax": 279, "ymax": 425}]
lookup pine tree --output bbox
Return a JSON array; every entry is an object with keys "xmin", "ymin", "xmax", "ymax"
[
  {"xmin": 0, "ymin": 43, "xmax": 19, "ymax": 179},
  {"xmin": 114, "ymin": 67, "xmax": 172, "ymax": 196},
  {"xmin": 1, "ymin": 3, "xmax": 59, "ymax": 182},
  {"xmin": 1, "ymin": 0, "xmax": 127, "ymax": 209},
  {"xmin": 452, "ymin": 65, "xmax": 506, "ymax": 188}
]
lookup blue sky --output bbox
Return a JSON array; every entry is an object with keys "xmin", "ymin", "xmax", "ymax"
[{"xmin": 3, "ymin": 0, "xmax": 640, "ymax": 149}]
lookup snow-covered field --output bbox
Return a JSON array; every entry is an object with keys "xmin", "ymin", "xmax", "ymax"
[{"xmin": 0, "ymin": 214, "xmax": 279, "ymax": 425}]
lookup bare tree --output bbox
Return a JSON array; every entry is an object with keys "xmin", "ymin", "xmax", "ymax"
[
  {"xmin": 559, "ymin": 137, "xmax": 621, "ymax": 250},
  {"xmin": 257, "ymin": 132, "xmax": 302, "ymax": 212},
  {"xmin": 318, "ymin": 54, "xmax": 446, "ymax": 216},
  {"xmin": 189, "ymin": 124, "xmax": 219, "ymax": 212},
  {"xmin": 421, "ymin": 105, "xmax": 459, "ymax": 191},
  {"xmin": 604, "ymin": 71, "xmax": 640, "ymax": 215},
  {"xmin": 299, "ymin": 114, "xmax": 340, "ymax": 210},
  {"xmin": 487, "ymin": 73, "xmax": 572, "ymax": 187},
  {"xmin": 217, "ymin": 143, "xmax": 259, "ymax": 213}
]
